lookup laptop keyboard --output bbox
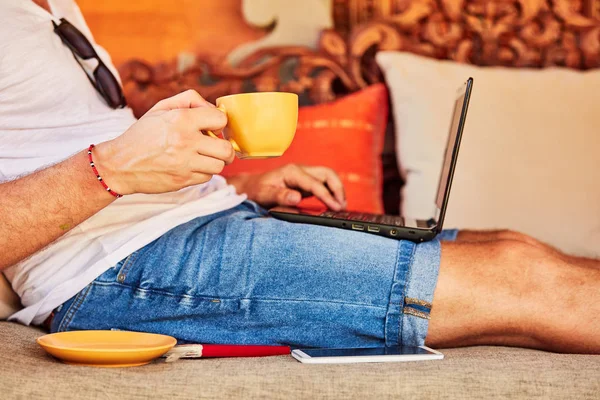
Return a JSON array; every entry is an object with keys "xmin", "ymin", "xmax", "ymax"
[{"xmin": 320, "ymin": 211, "xmax": 405, "ymax": 226}]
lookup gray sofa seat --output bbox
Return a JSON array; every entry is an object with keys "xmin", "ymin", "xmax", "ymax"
[{"xmin": 1, "ymin": 322, "xmax": 598, "ymax": 399}]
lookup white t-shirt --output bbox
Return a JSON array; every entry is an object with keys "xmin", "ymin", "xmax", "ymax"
[{"xmin": 0, "ymin": 0, "xmax": 246, "ymax": 325}]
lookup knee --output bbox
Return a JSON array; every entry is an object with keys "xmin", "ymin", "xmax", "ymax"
[
  {"xmin": 490, "ymin": 238, "xmax": 559, "ymax": 275},
  {"xmin": 495, "ymin": 230, "xmax": 542, "ymax": 248},
  {"xmin": 495, "ymin": 229, "xmax": 529, "ymax": 242}
]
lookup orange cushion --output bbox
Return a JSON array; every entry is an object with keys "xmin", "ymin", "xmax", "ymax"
[{"xmin": 221, "ymin": 84, "xmax": 389, "ymax": 213}]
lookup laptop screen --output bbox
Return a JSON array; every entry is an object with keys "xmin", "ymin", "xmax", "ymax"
[{"xmin": 433, "ymin": 79, "xmax": 473, "ymax": 227}]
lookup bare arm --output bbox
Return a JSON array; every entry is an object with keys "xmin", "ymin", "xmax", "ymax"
[
  {"xmin": 0, "ymin": 90, "xmax": 234, "ymax": 271},
  {"xmin": 0, "ymin": 150, "xmax": 115, "ymax": 270}
]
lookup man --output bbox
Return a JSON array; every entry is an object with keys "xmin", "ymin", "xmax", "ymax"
[{"xmin": 0, "ymin": 0, "xmax": 598, "ymax": 353}]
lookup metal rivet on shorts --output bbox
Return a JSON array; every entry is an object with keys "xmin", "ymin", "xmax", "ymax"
[{"xmin": 117, "ymin": 274, "xmax": 125, "ymax": 283}]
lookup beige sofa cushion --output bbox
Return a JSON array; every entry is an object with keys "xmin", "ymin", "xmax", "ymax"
[
  {"xmin": 376, "ymin": 51, "xmax": 600, "ymax": 258},
  {"xmin": 1, "ymin": 322, "xmax": 598, "ymax": 399}
]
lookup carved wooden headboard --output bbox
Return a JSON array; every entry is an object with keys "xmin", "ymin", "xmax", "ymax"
[
  {"xmin": 121, "ymin": 0, "xmax": 600, "ymax": 115},
  {"xmin": 119, "ymin": 0, "xmax": 600, "ymax": 214}
]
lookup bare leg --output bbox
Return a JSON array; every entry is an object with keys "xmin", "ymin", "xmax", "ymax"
[
  {"xmin": 426, "ymin": 237, "xmax": 600, "ymax": 354},
  {"xmin": 455, "ymin": 230, "xmax": 600, "ymax": 269}
]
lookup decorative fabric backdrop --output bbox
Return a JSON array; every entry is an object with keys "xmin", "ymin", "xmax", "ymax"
[
  {"xmin": 332, "ymin": 0, "xmax": 600, "ymax": 69},
  {"xmin": 122, "ymin": 0, "xmax": 600, "ymax": 118}
]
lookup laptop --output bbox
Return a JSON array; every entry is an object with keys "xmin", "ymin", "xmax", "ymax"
[{"xmin": 269, "ymin": 78, "xmax": 473, "ymax": 243}]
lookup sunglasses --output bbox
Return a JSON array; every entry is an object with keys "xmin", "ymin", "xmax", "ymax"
[{"xmin": 52, "ymin": 18, "xmax": 127, "ymax": 109}]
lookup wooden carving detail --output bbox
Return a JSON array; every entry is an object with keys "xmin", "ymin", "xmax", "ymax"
[
  {"xmin": 121, "ymin": 0, "xmax": 600, "ymax": 119},
  {"xmin": 332, "ymin": 0, "xmax": 600, "ymax": 68},
  {"xmin": 120, "ymin": 40, "xmax": 371, "ymax": 118}
]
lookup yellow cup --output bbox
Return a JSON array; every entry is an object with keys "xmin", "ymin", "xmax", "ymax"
[{"xmin": 205, "ymin": 92, "xmax": 298, "ymax": 159}]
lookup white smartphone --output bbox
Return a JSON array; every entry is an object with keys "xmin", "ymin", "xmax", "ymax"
[{"xmin": 291, "ymin": 345, "xmax": 443, "ymax": 364}]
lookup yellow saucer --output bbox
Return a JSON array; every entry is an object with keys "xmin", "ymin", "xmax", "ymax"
[{"xmin": 37, "ymin": 330, "xmax": 177, "ymax": 368}]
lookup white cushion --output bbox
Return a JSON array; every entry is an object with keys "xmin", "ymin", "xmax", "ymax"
[{"xmin": 376, "ymin": 51, "xmax": 600, "ymax": 257}]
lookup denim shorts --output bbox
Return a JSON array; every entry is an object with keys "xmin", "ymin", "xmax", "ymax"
[{"xmin": 51, "ymin": 201, "xmax": 458, "ymax": 348}]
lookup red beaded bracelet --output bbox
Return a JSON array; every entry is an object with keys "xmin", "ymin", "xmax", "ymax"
[{"xmin": 87, "ymin": 144, "xmax": 123, "ymax": 198}]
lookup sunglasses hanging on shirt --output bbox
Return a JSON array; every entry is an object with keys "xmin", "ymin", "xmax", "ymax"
[{"xmin": 52, "ymin": 18, "xmax": 127, "ymax": 109}]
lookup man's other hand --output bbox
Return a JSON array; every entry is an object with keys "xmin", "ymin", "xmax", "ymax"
[
  {"xmin": 94, "ymin": 90, "xmax": 235, "ymax": 195},
  {"xmin": 228, "ymin": 164, "xmax": 347, "ymax": 211}
]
